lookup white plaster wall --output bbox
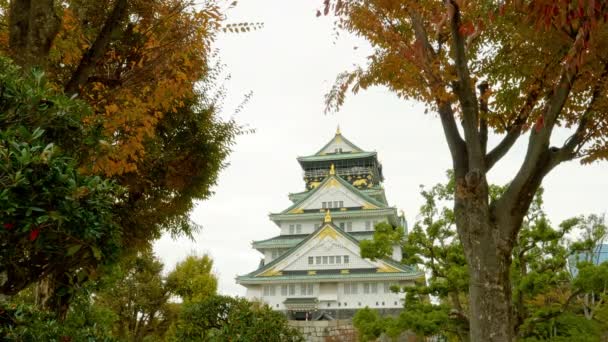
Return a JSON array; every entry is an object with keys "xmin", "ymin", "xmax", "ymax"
[
  {"xmin": 318, "ymin": 139, "xmax": 358, "ymax": 154},
  {"xmin": 392, "ymin": 245, "xmax": 403, "ymax": 262},
  {"xmin": 278, "ymin": 217, "xmax": 390, "ymax": 235},
  {"xmin": 246, "ymin": 285, "xmax": 262, "ymax": 300},
  {"xmin": 255, "ymin": 281, "xmax": 412, "ymax": 311},
  {"xmin": 283, "ymin": 242, "xmax": 375, "ymax": 271},
  {"xmin": 302, "ymin": 187, "xmax": 366, "ymax": 210}
]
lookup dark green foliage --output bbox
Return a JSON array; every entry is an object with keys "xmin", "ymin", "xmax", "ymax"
[
  {"xmin": 169, "ymin": 295, "xmax": 303, "ymax": 342},
  {"xmin": 94, "ymin": 250, "xmax": 180, "ymax": 341},
  {"xmin": 356, "ymin": 173, "xmax": 608, "ymax": 341},
  {"xmin": 0, "ymin": 294, "xmax": 117, "ymax": 341},
  {"xmin": 0, "ymin": 57, "xmax": 122, "ymax": 297}
]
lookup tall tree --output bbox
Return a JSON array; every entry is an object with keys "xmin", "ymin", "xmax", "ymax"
[
  {"xmin": 0, "ymin": 0, "xmax": 240, "ymax": 314},
  {"xmin": 166, "ymin": 254, "xmax": 218, "ymax": 303},
  {"xmin": 95, "ymin": 250, "xmax": 180, "ymax": 341},
  {"xmin": 322, "ymin": 1, "xmax": 608, "ymax": 340},
  {"xmin": 0, "ymin": 58, "xmax": 122, "ymax": 310},
  {"xmin": 358, "ymin": 175, "xmax": 608, "ymax": 340}
]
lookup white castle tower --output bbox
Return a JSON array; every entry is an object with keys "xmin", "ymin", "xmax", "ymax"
[{"xmin": 237, "ymin": 129, "xmax": 422, "ymax": 320}]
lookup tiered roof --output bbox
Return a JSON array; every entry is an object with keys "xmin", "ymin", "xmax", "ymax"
[{"xmin": 237, "ymin": 214, "xmax": 421, "ymax": 284}]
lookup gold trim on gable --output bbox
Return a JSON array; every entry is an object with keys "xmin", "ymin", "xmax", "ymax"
[
  {"xmin": 326, "ymin": 178, "xmax": 339, "ymax": 188},
  {"xmin": 316, "ymin": 226, "xmax": 339, "ymax": 240},
  {"xmin": 259, "ymin": 268, "xmax": 283, "ymax": 277},
  {"xmin": 362, "ymin": 203, "xmax": 378, "ymax": 210},
  {"xmin": 340, "ymin": 269, "xmax": 349, "ymax": 274},
  {"xmin": 377, "ymin": 264, "xmax": 400, "ymax": 273},
  {"xmin": 289, "ymin": 208, "xmax": 304, "ymax": 214}
]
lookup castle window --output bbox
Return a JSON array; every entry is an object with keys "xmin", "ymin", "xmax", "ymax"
[
  {"xmin": 296, "ymin": 224, "xmax": 302, "ymax": 234},
  {"xmin": 322, "ymin": 256, "xmax": 328, "ymax": 264},
  {"xmin": 344, "ymin": 255, "xmax": 350, "ymax": 264},
  {"xmin": 288, "ymin": 284, "xmax": 296, "ymax": 296},
  {"xmin": 281, "ymin": 285, "xmax": 288, "ymax": 296},
  {"xmin": 339, "ymin": 201, "xmax": 344, "ymax": 208},
  {"xmin": 316, "ymin": 256, "xmax": 322, "ymax": 264},
  {"xmin": 344, "ymin": 283, "xmax": 358, "ymax": 295},
  {"xmin": 346, "ymin": 222, "xmax": 352, "ymax": 232},
  {"xmin": 263, "ymin": 285, "xmax": 275, "ymax": 296},
  {"xmin": 363, "ymin": 283, "xmax": 370, "ymax": 294},
  {"xmin": 297, "ymin": 284, "xmax": 312, "ymax": 295},
  {"xmin": 339, "ymin": 222, "xmax": 345, "ymax": 230},
  {"xmin": 329, "ymin": 256, "xmax": 335, "ymax": 264},
  {"xmin": 328, "ymin": 201, "xmax": 333, "ymax": 209},
  {"xmin": 336, "ymin": 256, "xmax": 342, "ymax": 264},
  {"xmin": 384, "ymin": 282, "xmax": 390, "ymax": 293},
  {"xmin": 333, "ymin": 201, "xmax": 340, "ymax": 208},
  {"xmin": 371, "ymin": 283, "xmax": 378, "ymax": 294},
  {"xmin": 308, "ymin": 257, "xmax": 313, "ymax": 265},
  {"xmin": 365, "ymin": 221, "xmax": 371, "ymax": 231},
  {"xmin": 322, "ymin": 202, "xmax": 327, "ymax": 209},
  {"xmin": 289, "ymin": 224, "xmax": 295, "ymax": 234}
]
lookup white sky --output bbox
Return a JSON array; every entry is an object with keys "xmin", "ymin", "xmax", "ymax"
[{"xmin": 153, "ymin": 0, "xmax": 608, "ymax": 296}]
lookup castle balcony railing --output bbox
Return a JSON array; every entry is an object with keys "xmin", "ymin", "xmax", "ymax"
[{"xmin": 303, "ymin": 166, "xmax": 374, "ymax": 179}]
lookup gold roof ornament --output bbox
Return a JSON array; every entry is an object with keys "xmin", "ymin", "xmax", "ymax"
[
  {"xmin": 324, "ymin": 209, "xmax": 332, "ymax": 223},
  {"xmin": 329, "ymin": 163, "xmax": 335, "ymax": 176},
  {"xmin": 336, "ymin": 125, "xmax": 341, "ymax": 135}
]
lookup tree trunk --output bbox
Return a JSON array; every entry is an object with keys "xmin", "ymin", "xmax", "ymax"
[
  {"xmin": 8, "ymin": 0, "xmax": 61, "ymax": 68},
  {"xmin": 455, "ymin": 179, "xmax": 515, "ymax": 341}
]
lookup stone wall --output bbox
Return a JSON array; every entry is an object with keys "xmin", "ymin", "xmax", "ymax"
[
  {"xmin": 289, "ymin": 320, "xmax": 420, "ymax": 342},
  {"xmin": 289, "ymin": 320, "xmax": 357, "ymax": 342}
]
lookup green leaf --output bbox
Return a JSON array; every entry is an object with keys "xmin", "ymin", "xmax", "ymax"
[
  {"xmin": 91, "ymin": 246, "xmax": 101, "ymax": 260},
  {"xmin": 66, "ymin": 244, "xmax": 82, "ymax": 256}
]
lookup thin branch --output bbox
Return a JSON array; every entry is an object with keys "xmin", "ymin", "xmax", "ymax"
[
  {"xmin": 485, "ymin": 64, "xmax": 551, "ymax": 171},
  {"xmin": 446, "ymin": 0, "xmax": 482, "ymax": 171},
  {"xmin": 64, "ymin": 0, "xmax": 130, "ymax": 95},
  {"xmin": 550, "ymin": 63, "xmax": 608, "ymax": 166}
]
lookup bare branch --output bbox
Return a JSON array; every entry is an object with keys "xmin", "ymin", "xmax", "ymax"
[
  {"xmin": 485, "ymin": 64, "xmax": 551, "ymax": 171},
  {"xmin": 446, "ymin": 0, "xmax": 483, "ymax": 171},
  {"xmin": 497, "ymin": 68, "xmax": 575, "ymax": 237},
  {"xmin": 64, "ymin": 0, "xmax": 130, "ymax": 95}
]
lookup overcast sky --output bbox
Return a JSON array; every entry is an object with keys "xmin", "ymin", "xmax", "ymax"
[{"xmin": 153, "ymin": 0, "xmax": 608, "ymax": 296}]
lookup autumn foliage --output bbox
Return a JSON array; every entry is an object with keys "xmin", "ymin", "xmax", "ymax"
[
  {"xmin": 0, "ymin": 0, "xmax": 240, "ymax": 316},
  {"xmin": 322, "ymin": 0, "xmax": 608, "ymax": 340}
]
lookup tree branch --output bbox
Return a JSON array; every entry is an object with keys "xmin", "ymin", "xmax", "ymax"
[
  {"xmin": 64, "ymin": 0, "xmax": 130, "ymax": 95},
  {"xmin": 485, "ymin": 64, "xmax": 550, "ymax": 171},
  {"xmin": 478, "ymin": 82, "xmax": 489, "ymax": 156},
  {"xmin": 446, "ymin": 0, "xmax": 483, "ymax": 171},
  {"xmin": 497, "ymin": 68, "xmax": 575, "ymax": 238},
  {"xmin": 549, "ymin": 63, "xmax": 608, "ymax": 166},
  {"xmin": 409, "ymin": 8, "xmax": 468, "ymax": 176}
]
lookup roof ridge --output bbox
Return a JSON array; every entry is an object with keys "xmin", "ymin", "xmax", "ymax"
[{"xmin": 313, "ymin": 132, "xmax": 365, "ymax": 156}]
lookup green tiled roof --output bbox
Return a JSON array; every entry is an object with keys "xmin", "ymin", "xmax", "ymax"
[
  {"xmin": 297, "ymin": 151, "xmax": 376, "ymax": 163},
  {"xmin": 283, "ymin": 298, "xmax": 319, "ymax": 304},
  {"xmin": 270, "ymin": 208, "xmax": 399, "ymax": 227},
  {"xmin": 238, "ymin": 222, "xmax": 421, "ymax": 283},
  {"xmin": 237, "ymin": 271, "xmax": 422, "ymax": 284},
  {"xmin": 252, "ymin": 231, "xmax": 375, "ymax": 249},
  {"xmin": 314, "ymin": 132, "xmax": 364, "ymax": 155}
]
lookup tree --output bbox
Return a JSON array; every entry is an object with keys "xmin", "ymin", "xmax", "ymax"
[
  {"xmin": 94, "ymin": 250, "xmax": 179, "ymax": 341},
  {"xmin": 168, "ymin": 295, "xmax": 303, "ymax": 342},
  {"xmin": 322, "ymin": 1, "xmax": 608, "ymax": 339},
  {"xmin": 357, "ymin": 175, "xmax": 608, "ymax": 340},
  {"xmin": 0, "ymin": 0, "xmax": 240, "ymax": 314},
  {"xmin": 0, "ymin": 57, "xmax": 122, "ymax": 314},
  {"xmin": 166, "ymin": 254, "xmax": 218, "ymax": 303}
]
